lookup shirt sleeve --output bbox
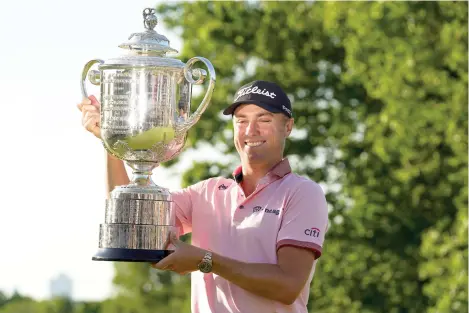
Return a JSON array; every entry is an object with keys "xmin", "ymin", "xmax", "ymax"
[
  {"xmin": 170, "ymin": 180, "xmax": 207, "ymax": 236},
  {"xmin": 276, "ymin": 180, "xmax": 329, "ymax": 259}
]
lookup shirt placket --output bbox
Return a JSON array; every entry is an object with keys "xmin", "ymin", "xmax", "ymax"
[{"xmin": 235, "ymin": 175, "xmax": 278, "ymax": 210}]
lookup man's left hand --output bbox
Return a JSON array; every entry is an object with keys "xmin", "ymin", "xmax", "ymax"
[{"xmin": 151, "ymin": 232, "xmax": 205, "ymax": 275}]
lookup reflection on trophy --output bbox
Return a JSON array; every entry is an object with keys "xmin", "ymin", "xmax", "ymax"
[{"xmin": 80, "ymin": 8, "xmax": 216, "ymax": 262}]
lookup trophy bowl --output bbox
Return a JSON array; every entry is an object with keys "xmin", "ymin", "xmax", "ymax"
[{"xmin": 80, "ymin": 8, "xmax": 216, "ymax": 262}]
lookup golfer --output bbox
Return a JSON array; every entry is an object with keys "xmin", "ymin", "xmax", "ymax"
[{"xmin": 77, "ymin": 80, "xmax": 329, "ymax": 313}]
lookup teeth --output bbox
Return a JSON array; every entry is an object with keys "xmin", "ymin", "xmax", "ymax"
[{"xmin": 245, "ymin": 141, "xmax": 263, "ymax": 147}]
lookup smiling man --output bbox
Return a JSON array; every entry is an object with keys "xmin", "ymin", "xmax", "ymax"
[
  {"xmin": 153, "ymin": 80, "xmax": 329, "ymax": 313},
  {"xmin": 77, "ymin": 80, "xmax": 329, "ymax": 313}
]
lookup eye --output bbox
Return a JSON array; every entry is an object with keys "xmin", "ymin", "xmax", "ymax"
[{"xmin": 259, "ymin": 118, "xmax": 272, "ymax": 123}]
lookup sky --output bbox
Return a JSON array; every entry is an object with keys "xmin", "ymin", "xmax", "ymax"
[{"xmin": 0, "ymin": 0, "xmax": 222, "ymax": 301}]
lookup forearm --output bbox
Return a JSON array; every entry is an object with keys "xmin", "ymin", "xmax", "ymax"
[
  {"xmin": 211, "ymin": 252, "xmax": 297, "ymax": 305},
  {"xmin": 105, "ymin": 152, "xmax": 130, "ymax": 198}
]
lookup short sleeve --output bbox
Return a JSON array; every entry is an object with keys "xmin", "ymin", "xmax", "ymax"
[
  {"xmin": 170, "ymin": 180, "xmax": 207, "ymax": 236},
  {"xmin": 276, "ymin": 181, "xmax": 329, "ymax": 259}
]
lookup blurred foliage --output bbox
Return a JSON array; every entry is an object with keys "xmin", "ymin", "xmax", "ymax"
[
  {"xmin": 2, "ymin": 1, "xmax": 467, "ymax": 313},
  {"xmin": 156, "ymin": 1, "xmax": 468, "ymax": 312}
]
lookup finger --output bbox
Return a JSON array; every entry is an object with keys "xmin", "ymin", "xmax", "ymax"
[
  {"xmin": 82, "ymin": 97, "xmax": 92, "ymax": 105},
  {"xmin": 170, "ymin": 232, "xmax": 181, "ymax": 246},
  {"xmin": 164, "ymin": 231, "xmax": 179, "ymax": 250},
  {"xmin": 81, "ymin": 104, "xmax": 99, "ymax": 113},
  {"xmin": 152, "ymin": 255, "xmax": 173, "ymax": 270},
  {"xmin": 77, "ymin": 98, "xmax": 91, "ymax": 112},
  {"xmin": 83, "ymin": 111, "xmax": 100, "ymax": 126},
  {"xmin": 83, "ymin": 115, "xmax": 100, "ymax": 134},
  {"xmin": 88, "ymin": 95, "xmax": 101, "ymax": 109},
  {"xmin": 83, "ymin": 118, "xmax": 99, "ymax": 134}
]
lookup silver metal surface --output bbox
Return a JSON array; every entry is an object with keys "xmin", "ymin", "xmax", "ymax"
[
  {"xmin": 100, "ymin": 55, "xmax": 185, "ymax": 68},
  {"xmin": 119, "ymin": 8, "xmax": 178, "ymax": 55},
  {"xmin": 82, "ymin": 7, "xmax": 216, "ymax": 256},
  {"xmin": 81, "ymin": 59, "xmax": 104, "ymax": 99},
  {"xmin": 93, "ymin": 57, "xmax": 216, "ymax": 165},
  {"xmin": 111, "ymin": 184, "xmax": 171, "ymax": 201},
  {"xmin": 98, "ymin": 224, "xmax": 175, "ymax": 250},
  {"xmin": 105, "ymin": 199, "xmax": 175, "ymax": 225},
  {"xmin": 80, "ymin": 7, "xmax": 216, "ymax": 167}
]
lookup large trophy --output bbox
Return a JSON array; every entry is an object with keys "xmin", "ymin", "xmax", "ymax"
[{"xmin": 80, "ymin": 8, "xmax": 216, "ymax": 262}]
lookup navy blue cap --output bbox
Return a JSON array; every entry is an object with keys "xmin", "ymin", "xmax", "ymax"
[{"xmin": 223, "ymin": 80, "xmax": 292, "ymax": 118}]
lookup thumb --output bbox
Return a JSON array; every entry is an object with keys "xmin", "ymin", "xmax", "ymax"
[
  {"xmin": 151, "ymin": 253, "xmax": 173, "ymax": 269},
  {"xmin": 170, "ymin": 232, "xmax": 180, "ymax": 244},
  {"xmin": 165, "ymin": 231, "xmax": 180, "ymax": 249}
]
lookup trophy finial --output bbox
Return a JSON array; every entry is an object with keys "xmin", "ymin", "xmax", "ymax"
[
  {"xmin": 118, "ymin": 7, "xmax": 177, "ymax": 55},
  {"xmin": 143, "ymin": 8, "xmax": 158, "ymax": 30}
]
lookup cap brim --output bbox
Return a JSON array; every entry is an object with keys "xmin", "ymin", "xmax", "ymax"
[{"xmin": 223, "ymin": 100, "xmax": 285, "ymax": 116}]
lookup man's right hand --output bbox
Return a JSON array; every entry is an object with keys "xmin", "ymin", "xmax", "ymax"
[{"xmin": 77, "ymin": 95, "xmax": 101, "ymax": 139}]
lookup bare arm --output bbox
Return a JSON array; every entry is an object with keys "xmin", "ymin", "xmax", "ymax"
[
  {"xmin": 105, "ymin": 152, "xmax": 130, "ymax": 198},
  {"xmin": 153, "ymin": 239, "xmax": 316, "ymax": 306},
  {"xmin": 211, "ymin": 246, "xmax": 316, "ymax": 305}
]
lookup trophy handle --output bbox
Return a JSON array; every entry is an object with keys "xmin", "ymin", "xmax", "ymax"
[
  {"xmin": 81, "ymin": 59, "xmax": 105, "ymax": 98},
  {"xmin": 178, "ymin": 57, "xmax": 216, "ymax": 131}
]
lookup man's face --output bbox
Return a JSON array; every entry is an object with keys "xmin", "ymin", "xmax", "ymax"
[{"xmin": 233, "ymin": 104, "xmax": 293, "ymax": 165}]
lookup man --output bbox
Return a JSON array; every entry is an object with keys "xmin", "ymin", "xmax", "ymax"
[{"xmin": 77, "ymin": 80, "xmax": 329, "ymax": 313}]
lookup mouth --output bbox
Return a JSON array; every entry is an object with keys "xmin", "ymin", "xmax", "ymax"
[{"xmin": 244, "ymin": 141, "xmax": 266, "ymax": 147}]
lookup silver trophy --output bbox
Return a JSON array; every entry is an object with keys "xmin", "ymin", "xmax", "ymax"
[{"xmin": 80, "ymin": 8, "xmax": 216, "ymax": 262}]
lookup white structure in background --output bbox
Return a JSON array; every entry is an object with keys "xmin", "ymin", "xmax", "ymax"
[{"xmin": 49, "ymin": 273, "xmax": 73, "ymax": 299}]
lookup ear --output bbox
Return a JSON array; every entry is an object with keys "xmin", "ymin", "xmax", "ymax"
[{"xmin": 285, "ymin": 117, "xmax": 294, "ymax": 137}]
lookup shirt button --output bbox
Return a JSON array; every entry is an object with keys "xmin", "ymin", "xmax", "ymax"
[{"xmin": 239, "ymin": 205, "xmax": 244, "ymax": 209}]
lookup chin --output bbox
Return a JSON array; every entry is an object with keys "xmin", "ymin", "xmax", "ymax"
[{"xmin": 245, "ymin": 154, "xmax": 267, "ymax": 163}]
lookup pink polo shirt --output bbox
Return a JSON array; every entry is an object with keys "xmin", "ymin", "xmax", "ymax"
[{"xmin": 171, "ymin": 158, "xmax": 329, "ymax": 313}]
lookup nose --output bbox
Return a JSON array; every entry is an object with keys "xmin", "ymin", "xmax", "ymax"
[{"xmin": 245, "ymin": 120, "xmax": 260, "ymax": 136}]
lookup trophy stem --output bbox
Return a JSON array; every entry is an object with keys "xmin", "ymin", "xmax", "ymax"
[{"xmin": 127, "ymin": 162, "xmax": 158, "ymax": 187}]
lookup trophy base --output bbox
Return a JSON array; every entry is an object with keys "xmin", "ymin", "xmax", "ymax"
[{"xmin": 92, "ymin": 248, "xmax": 173, "ymax": 263}]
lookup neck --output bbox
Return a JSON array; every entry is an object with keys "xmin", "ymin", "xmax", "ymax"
[{"xmin": 240, "ymin": 158, "xmax": 282, "ymax": 196}]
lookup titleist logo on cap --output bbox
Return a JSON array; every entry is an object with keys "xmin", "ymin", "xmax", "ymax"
[
  {"xmin": 282, "ymin": 105, "xmax": 292, "ymax": 116},
  {"xmin": 234, "ymin": 85, "xmax": 277, "ymax": 102}
]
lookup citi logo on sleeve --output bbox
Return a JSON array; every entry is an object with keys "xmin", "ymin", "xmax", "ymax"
[
  {"xmin": 218, "ymin": 184, "xmax": 228, "ymax": 190},
  {"xmin": 304, "ymin": 227, "xmax": 320, "ymax": 237}
]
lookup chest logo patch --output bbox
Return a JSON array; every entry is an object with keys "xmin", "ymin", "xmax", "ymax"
[{"xmin": 252, "ymin": 206, "xmax": 280, "ymax": 216}]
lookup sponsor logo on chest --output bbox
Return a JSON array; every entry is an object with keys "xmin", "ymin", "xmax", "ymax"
[
  {"xmin": 218, "ymin": 184, "xmax": 228, "ymax": 190},
  {"xmin": 252, "ymin": 205, "xmax": 280, "ymax": 216}
]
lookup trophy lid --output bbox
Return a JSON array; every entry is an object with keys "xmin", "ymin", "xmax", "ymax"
[{"xmin": 118, "ymin": 8, "xmax": 178, "ymax": 56}]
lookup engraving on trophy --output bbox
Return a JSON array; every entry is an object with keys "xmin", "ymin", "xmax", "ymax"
[
  {"xmin": 81, "ymin": 7, "xmax": 216, "ymax": 262},
  {"xmin": 105, "ymin": 199, "xmax": 174, "ymax": 225}
]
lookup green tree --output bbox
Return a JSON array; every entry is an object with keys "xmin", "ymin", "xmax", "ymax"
[
  {"xmin": 102, "ymin": 263, "xmax": 191, "ymax": 313},
  {"xmin": 319, "ymin": 2, "xmax": 468, "ymax": 312},
  {"xmin": 0, "ymin": 290, "xmax": 108, "ymax": 313},
  {"xmin": 109, "ymin": 2, "xmax": 467, "ymax": 312},
  {"xmin": 0, "ymin": 298, "xmax": 49, "ymax": 313},
  {"xmin": 74, "ymin": 301, "xmax": 103, "ymax": 313},
  {"xmin": 46, "ymin": 296, "xmax": 75, "ymax": 313},
  {"xmin": 0, "ymin": 291, "xmax": 8, "ymax": 309}
]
